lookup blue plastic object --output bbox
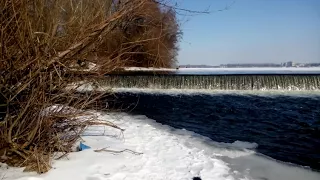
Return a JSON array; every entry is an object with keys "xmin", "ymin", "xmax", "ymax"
[{"xmin": 79, "ymin": 142, "xmax": 91, "ymax": 151}]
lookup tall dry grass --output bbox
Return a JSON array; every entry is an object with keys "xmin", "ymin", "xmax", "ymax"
[{"xmin": 0, "ymin": 0, "xmax": 180, "ymax": 173}]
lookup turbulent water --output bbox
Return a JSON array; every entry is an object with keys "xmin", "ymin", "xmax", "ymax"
[
  {"xmin": 108, "ymin": 92, "xmax": 320, "ymax": 171},
  {"xmin": 99, "ymin": 74, "xmax": 320, "ymax": 90}
]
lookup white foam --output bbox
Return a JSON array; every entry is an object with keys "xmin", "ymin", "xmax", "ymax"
[
  {"xmin": 110, "ymin": 87, "xmax": 320, "ymax": 97},
  {"xmin": 67, "ymin": 80, "xmax": 320, "ymax": 96}
]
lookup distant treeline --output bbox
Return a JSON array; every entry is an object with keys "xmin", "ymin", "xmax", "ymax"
[
  {"xmin": 220, "ymin": 63, "xmax": 320, "ymax": 68},
  {"xmin": 220, "ymin": 63, "xmax": 282, "ymax": 68},
  {"xmin": 180, "ymin": 63, "xmax": 320, "ymax": 68},
  {"xmin": 303, "ymin": 63, "xmax": 320, "ymax": 67}
]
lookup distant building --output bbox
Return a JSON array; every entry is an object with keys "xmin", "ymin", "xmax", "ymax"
[
  {"xmin": 285, "ymin": 61, "xmax": 293, "ymax": 67},
  {"xmin": 281, "ymin": 61, "xmax": 293, "ymax": 67}
]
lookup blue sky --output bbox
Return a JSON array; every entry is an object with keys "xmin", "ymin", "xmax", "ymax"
[{"xmin": 174, "ymin": 0, "xmax": 320, "ymax": 65}]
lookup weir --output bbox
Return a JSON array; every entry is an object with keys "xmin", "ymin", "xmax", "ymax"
[{"xmin": 99, "ymin": 72, "xmax": 320, "ymax": 91}]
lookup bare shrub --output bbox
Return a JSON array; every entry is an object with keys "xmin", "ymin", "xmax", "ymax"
[
  {"xmin": 0, "ymin": 0, "xmax": 180, "ymax": 173},
  {"xmin": 93, "ymin": 0, "xmax": 181, "ymax": 68}
]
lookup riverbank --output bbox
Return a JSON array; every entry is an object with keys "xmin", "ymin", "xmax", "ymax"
[{"xmin": 1, "ymin": 110, "xmax": 319, "ymax": 180}]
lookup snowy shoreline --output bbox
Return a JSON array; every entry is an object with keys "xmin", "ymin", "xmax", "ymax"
[
  {"xmin": 124, "ymin": 67, "xmax": 320, "ymax": 71},
  {"xmin": 1, "ymin": 112, "xmax": 319, "ymax": 180},
  {"xmin": 119, "ymin": 67, "xmax": 320, "ymax": 76}
]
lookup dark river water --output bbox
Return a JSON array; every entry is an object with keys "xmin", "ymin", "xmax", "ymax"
[{"xmin": 108, "ymin": 92, "xmax": 320, "ymax": 171}]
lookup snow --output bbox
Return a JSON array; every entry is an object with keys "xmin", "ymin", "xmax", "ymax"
[
  {"xmin": 124, "ymin": 67, "xmax": 174, "ymax": 71},
  {"xmin": 124, "ymin": 67, "xmax": 320, "ymax": 74},
  {"xmin": 1, "ymin": 112, "xmax": 320, "ymax": 180},
  {"xmin": 68, "ymin": 62, "xmax": 98, "ymax": 72},
  {"xmin": 124, "ymin": 67, "xmax": 320, "ymax": 71}
]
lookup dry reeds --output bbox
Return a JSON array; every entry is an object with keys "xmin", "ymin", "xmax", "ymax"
[{"xmin": 0, "ymin": 0, "xmax": 180, "ymax": 173}]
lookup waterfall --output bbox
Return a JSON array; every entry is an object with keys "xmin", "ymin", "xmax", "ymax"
[{"xmin": 98, "ymin": 74, "xmax": 320, "ymax": 91}]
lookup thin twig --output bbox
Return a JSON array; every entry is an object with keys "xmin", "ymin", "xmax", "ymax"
[{"xmin": 94, "ymin": 147, "xmax": 143, "ymax": 155}]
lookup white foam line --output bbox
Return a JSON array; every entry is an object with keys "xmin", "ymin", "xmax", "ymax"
[
  {"xmin": 111, "ymin": 87, "xmax": 320, "ymax": 96},
  {"xmin": 68, "ymin": 82, "xmax": 320, "ymax": 97}
]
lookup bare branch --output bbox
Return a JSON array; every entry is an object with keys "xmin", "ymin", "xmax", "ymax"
[{"xmin": 155, "ymin": 0, "xmax": 236, "ymax": 15}]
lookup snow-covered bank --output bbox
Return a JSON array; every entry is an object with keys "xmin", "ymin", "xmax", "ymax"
[
  {"xmin": 124, "ymin": 67, "xmax": 320, "ymax": 72},
  {"xmin": 123, "ymin": 67, "xmax": 320, "ymax": 74},
  {"xmin": 1, "ymin": 112, "xmax": 319, "ymax": 180}
]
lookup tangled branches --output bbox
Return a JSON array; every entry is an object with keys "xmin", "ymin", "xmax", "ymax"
[{"xmin": 0, "ymin": 0, "xmax": 180, "ymax": 173}]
